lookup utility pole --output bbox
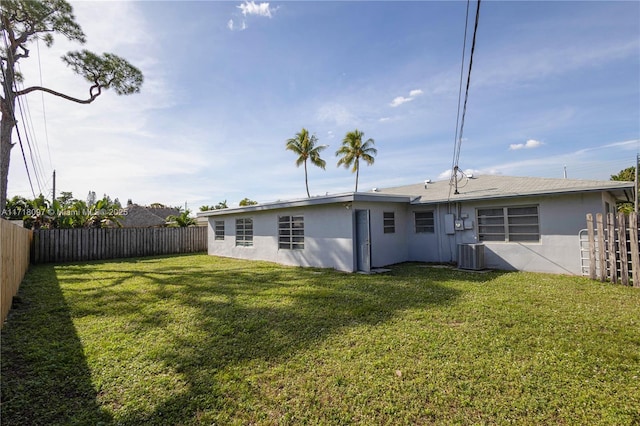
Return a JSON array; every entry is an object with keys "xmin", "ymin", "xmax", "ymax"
[{"xmin": 52, "ymin": 170, "xmax": 56, "ymax": 203}]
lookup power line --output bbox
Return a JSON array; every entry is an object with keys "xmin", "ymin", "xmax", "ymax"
[
  {"xmin": 16, "ymin": 61, "xmax": 49, "ymax": 181},
  {"xmin": 15, "ymin": 90, "xmax": 46, "ymax": 194},
  {"xmin": 1, "ymin": 32, "xmax": 37, "ymax": 198},
  {"xmin": 36, "ymin": 38, "xmax": 53, "ymax": 170},
  {"xmin": 449, "ymin": 0, "xmax": 471, "ymax": 196},
  {"xmin": 449, "ymin": 0, "xmax": 481, "ymax": 200},
  {"xmin": 1, "ymin": 26, "xmax": 51, "ymax": 199}
]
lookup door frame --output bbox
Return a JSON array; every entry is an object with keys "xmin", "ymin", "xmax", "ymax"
[{"xmin": 355, "ymin": 209, "xmax": 371, "ymax": 272}]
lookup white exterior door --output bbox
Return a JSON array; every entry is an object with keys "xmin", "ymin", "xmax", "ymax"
[{"xmin": 356, "ymin": 209, "xmax": 371, "ymax": 272}]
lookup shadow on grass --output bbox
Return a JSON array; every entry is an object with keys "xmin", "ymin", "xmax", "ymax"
[
  {"xmin": 2, "ymin": 255, "xmax": 505, "ymax": 424},
  {"xmin": 1, "ymin": 265, "xmax": 112, "ymax": 425}
]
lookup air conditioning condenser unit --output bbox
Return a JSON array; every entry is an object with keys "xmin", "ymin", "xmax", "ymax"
[{"xmin": 458, "ymin": 243, "xmax": 485, "ymax": 270}]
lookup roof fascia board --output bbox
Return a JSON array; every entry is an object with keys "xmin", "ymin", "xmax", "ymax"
[
  {"xmin": 410, "ymin": 186, "xmax": 634, "ymax": 205},
  {"xmin": 197, "ymin": 192, "xmax": 412, "ymax": 217}
]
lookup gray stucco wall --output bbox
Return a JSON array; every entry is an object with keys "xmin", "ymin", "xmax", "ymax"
[
  {"xmin": 207, "ymin": 203, "xmax": 356, "ymax": 272},
  {"xmin": 352, "ymin": 201, "xmax": 410, "ymax": 268},
  {"xmin": 477, "ymin": 193, "xmax": 605, "ymax": 275},
  {"xmin": 206, "ymin": 190, "xmax": 614, "ymax": 275},
  {"xmin": 406, "ymin": 192, "xmax": 608, "ymax": 275}
]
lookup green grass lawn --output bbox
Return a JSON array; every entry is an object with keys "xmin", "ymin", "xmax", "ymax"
[{"xmin": 1, "ymin": 254, "xmax": 639, "ymax": 425}]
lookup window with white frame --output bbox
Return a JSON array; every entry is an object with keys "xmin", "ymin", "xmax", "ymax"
[
  {"xmin": 477, "ymin": 205, "xmax": 539, "ymax": 242},
  {"xmin": 235, "ymin": 218, "xmax": 253, "ymax": 246},
  {"xmin": 278, "ymin": 215, "xmax": 304, "ymax": 249},
  {"xmin": 214, "ymin": 220, "xmax": 225, "ymax": 240},
  {"xmin": 383, "ymin": 212, "xmax": 395, "ymax": 234},
  {"xmin": 415, "ymin": 211, "xmax": 435, "ymax": 233}
]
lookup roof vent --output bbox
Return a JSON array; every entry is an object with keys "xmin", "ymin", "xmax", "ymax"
[
  {"xmin": 372, "ymin": 187, "xmax": 379, "ymax": 192},
  {"xmin": 424, "ymin": 179, "xmax": 431, "ymax": 189}
]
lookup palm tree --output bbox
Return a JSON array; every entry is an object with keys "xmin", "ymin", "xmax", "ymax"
[
  {"xmin": 336, "ymin": 129, "xmax": 377, "ymax": 192},
  {"xmin": 285, "ymin": 128, "xmax": 328, "ymax": 197},
  {"xmin": 166, "ymin": 209, "xmax": 197, "ymax": 227}
]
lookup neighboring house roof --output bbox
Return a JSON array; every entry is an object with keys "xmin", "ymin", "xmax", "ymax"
[
  {"xmin": 120, "ymin": 205, "xmax": 181, "ymax": 228},
  {"xmin": 197, "ymin": 175, "xmax": 634, "ymax": 217}
]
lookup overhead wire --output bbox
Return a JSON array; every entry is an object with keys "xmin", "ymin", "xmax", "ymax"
[
  {"xmin": 448, "ymin": 0, "xmax": 471, "ymax": 201},
  {"xmin": 1, "ymin": 24, "xmax": 53, "ymax": 199},
  {"xmin": 36, "ymin": 38, "xmax": 53, "ymax": 170},
  {"xmin": 448, "ymin": 0, "xmax": 481, "ymax": 201},
  {"xmin": 15, "ymin": 83, "xmax": 46, "ymax": 193},
  {"xmin": 1, "ymin": 30, "xmax": 37, "ymax": 198}
]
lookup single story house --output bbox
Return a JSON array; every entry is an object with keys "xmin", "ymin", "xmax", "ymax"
[{"xmin": 197, "ymin": 175, "xmax": 634, "ymax": 275}]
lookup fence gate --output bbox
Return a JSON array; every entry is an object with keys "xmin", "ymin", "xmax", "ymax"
[{"xmin": 583, "ymin": 212, "xmax": 640, "ymax": 287}]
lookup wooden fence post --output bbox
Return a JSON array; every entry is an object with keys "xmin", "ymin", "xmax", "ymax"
[
  {"xmin": 617, "ymin": 212, "xmax": 630, "ymax": 286},
  {"xmin": 629, "ymin": 212, "xmax": 640, "ymax": 288},
  {"xmin": 596, "ymin": 213, "xmax": 606, "ymax": 282},
  {"xmin": 606, "ymin": 213, "xmax": 618, "ymax": 284},
  {"xmin": 586, "ymin": 214, "xmax": 597, "ymax": 280}
]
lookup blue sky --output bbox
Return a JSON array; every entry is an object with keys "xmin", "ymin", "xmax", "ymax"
[{"xmin": 7, "ymin": 0, "xmax": 640, "ymax": 209}]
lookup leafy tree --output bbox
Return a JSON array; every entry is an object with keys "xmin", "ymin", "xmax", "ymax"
[
  {"xmin": 611, "ymin": 166, "xmax": 635, "ymax": 183},
  {"xmin": 8, "ymin": 191, "xmax": 123, "ymax": 228},
  {"xmin": 166, "ymin": 209, "xmax": 196, "ymax": 227},
  {"xmin": 2, "ymin": 194, "xmax": 32, "ymax": 219},
  {"xmin": 85, "ymin": 196, "xmax": 123, "ymax": 228},
  {"xmin": 0, "ymin": 0, "xmax": 144, "ymax": 212},
  {"xmin": 22, "ymin": 194, "xmax": 53, "ymax": 229},
  {"xmin": 285, "ymin": 128, "xmax": 327, "ymax": 197},
  {"xmin": 611, "ymin": 166, "xmax": 637, "ymax": 213},
  {"xmin": 239, "ymin": 198, "xmax": 257, "ymax": 206},
  {"xmin": 335, "ymin": 129, "xmax": 377, "ymax": 192},
  {"xmin": 200, "ymin": 202, "xmax": 228, "ymax": 211},
  {"xmin": 57, "ymin": 191, "xmax": 75, "ymax": 207}
]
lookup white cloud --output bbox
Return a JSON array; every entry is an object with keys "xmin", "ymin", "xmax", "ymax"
[
  {"xmin": 390, "ymin": 88, "xmax": 423, "ymax": 107},
  {"xmin": 390, "ymin": 96, "xmax": 413, "ymax": 107},
  {"xmin": 437, "ymin": 168, "xmax": 499, "ymax": 180},
  {"xmin": 574, "ymin": 138, "xmax": 639, "ymax": 155},
  {"xmin": 238, "ymin": 1, "xmax": 275, "ymax": 18},
  {"xmin": 227, "ymin": 19, "xmax": 247, "ymax": 31},
  {"xmin": 509, "ymin": 139, "xmax": 544, "ymax": 150}
]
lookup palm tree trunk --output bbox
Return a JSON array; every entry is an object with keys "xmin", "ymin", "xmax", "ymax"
[
  {"xmin": 304, "ymin": 160, "xmax": 310, "ymax": 197},
  {"xmin": 354, "ymin": 160, "xmax": 359, "ymax": 192}
]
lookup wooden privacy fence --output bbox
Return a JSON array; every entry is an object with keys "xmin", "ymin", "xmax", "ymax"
[
  {"xmin": 1, "ymin": 219, "xmax": 33, "ymax": 326},
  {"xmin": 32, "ymin": 226, "xmax": 207, "ymax": 264},
  {"xmin": 585, "ymin": 212, "xmax": 640, "ymax": 287}
]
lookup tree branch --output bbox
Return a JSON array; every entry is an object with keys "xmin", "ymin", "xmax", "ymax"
[
  {"xmin": 13, "ymin": 45, "xmax": 29, "ymax": 60},
  {"xmin": 15, "ymin": 85, "xmax": 101, "ymax": 104}
]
